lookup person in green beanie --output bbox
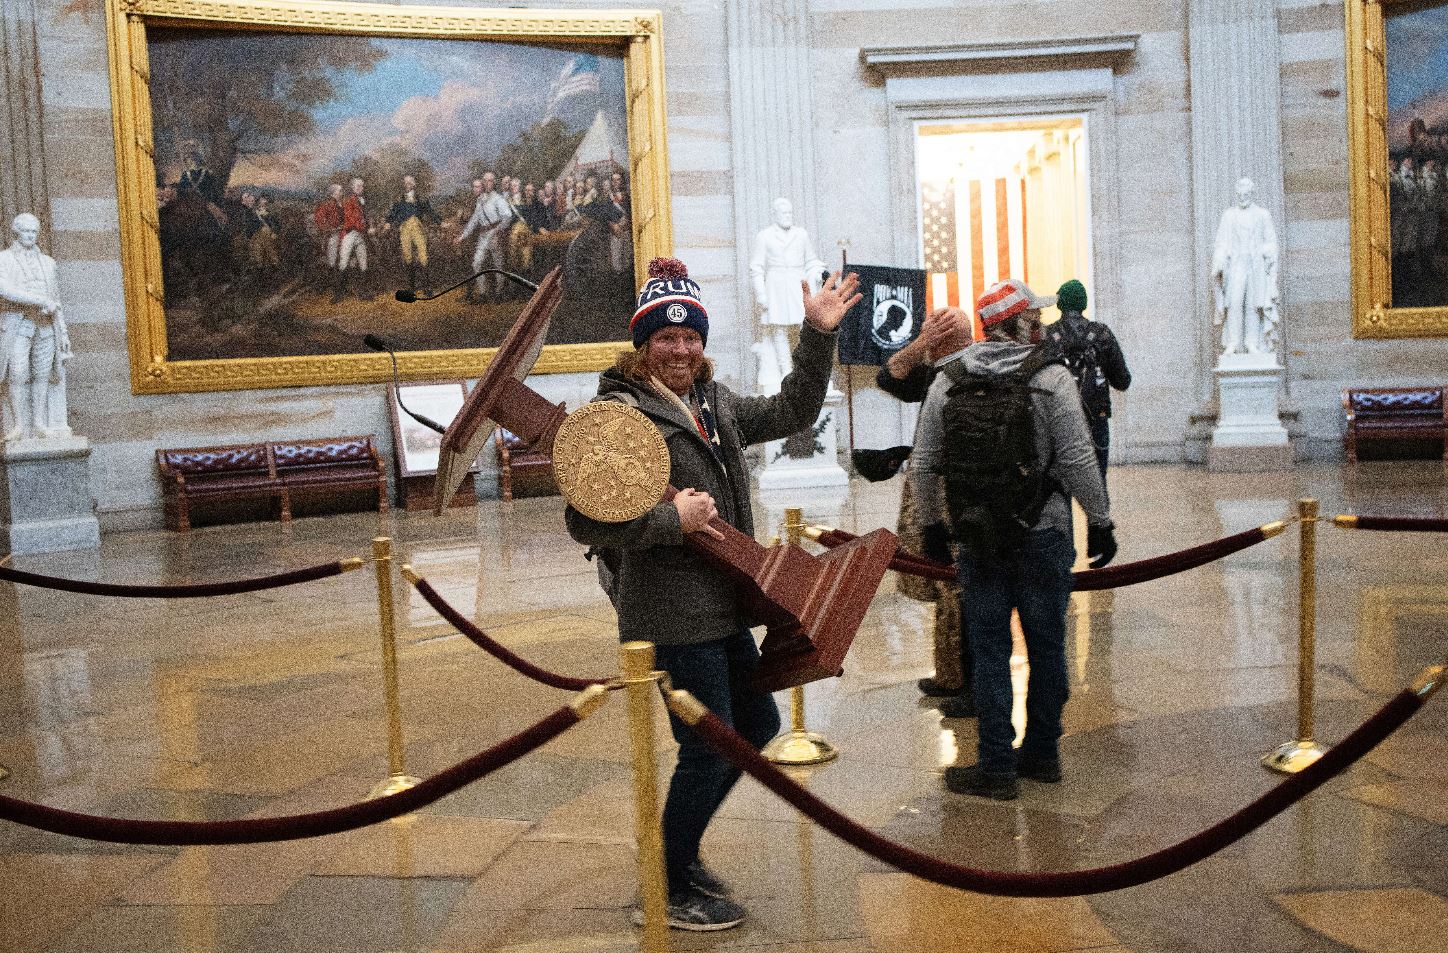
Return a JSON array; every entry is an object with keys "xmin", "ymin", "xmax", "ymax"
[{"xmin": 1043, "ymin": 279, "xmax": 1132, "ymax": 491}]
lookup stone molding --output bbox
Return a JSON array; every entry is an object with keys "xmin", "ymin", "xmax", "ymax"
[{"xmin": 861, "ymin": 34, "xmax": 1139, "ymax": 74}]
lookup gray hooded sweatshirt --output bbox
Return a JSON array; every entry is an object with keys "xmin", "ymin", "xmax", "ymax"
[{"xmin": 910, "ymin": 340, "xmax": 1110, "ymax": 537}]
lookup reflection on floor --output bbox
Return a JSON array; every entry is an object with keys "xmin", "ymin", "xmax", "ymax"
[{"xmin": 1, "ymin": 462, "xmax": 1445, "ymax": 953}]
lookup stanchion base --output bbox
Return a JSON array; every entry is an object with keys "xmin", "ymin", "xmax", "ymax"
[
  {"xmin": 1261, "ymin": 740, "xmax": 1328, "ymax": 775},
  {"xmin": 763, "ymin": 730, "xmax": 838, "ymax": 765},
  {"xmin": 368, "ymin": 773, "xmax": 422, "ymax": 798}
]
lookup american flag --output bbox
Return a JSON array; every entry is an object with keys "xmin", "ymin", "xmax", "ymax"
[
  {"xmin": 546, "ymin": 54, "xmax": 601, "ymax": 116},
  {"xmin": 920, "ymin": 174, "xmax": 1029, "ymax": 341}
]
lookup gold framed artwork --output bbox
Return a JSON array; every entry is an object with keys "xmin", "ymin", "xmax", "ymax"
[
  {"xmin": 105, "ymin": 0, "xmax": 671, "ymax": 394},
  {"xmin": 1346, "ymin": 0, "xmax": 1448, "ymax": 338}
]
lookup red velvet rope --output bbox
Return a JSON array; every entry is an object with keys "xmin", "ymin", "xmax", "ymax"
[
  {"xmin": 410, "ymin": 577, "xmax": 609, "ymax": 691},
  {"xmin": 0, "ymin": 707, "xmax": 579, "ymax": 845},
  {"xmin": 0, "ymin": 559, "xmax": 353, "ymax": 599},
  {"xmin": 817, "ymin": 526, "xmax": 1274, "ymax": 591},
  {"xmin": 1344, "ymin": 516, "xmax": 1448, "ymax": 533},
  {"xmin": 682, "ymin": 688, "xmax": 1424, "ymax": 896},
  {"xmin": 1072, "ymin": 525, "xmax": 1270, "ymax": 591}
]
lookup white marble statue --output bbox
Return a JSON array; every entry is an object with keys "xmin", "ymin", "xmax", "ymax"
[
  {"xmin": 1210, "ymin": 177, "xmax": 1279, "ymax": 357},
  {"xmin": 0, "ymin": 213, "xmax": 71, "ymax": 441},
  {"xmin": 749, "ymin": 197, "xmax": 825, "ymax": 392}
]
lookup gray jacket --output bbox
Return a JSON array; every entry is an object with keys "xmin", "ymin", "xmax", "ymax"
[
  {"xmin": 565, "ymin": 323, "xmax": 838, "ymax": 646},
  {"xmin": 910, "ymin": 340, "xmax": 1110, "ymax": 536}
]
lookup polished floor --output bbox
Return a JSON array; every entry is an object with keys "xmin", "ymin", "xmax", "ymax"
[{"xmin": 1, "ymin": 462, "xmax": 1445, "ymax": 953}]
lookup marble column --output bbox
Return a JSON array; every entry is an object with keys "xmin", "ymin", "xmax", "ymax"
[
  {"xmin": 0, "ymin": 0, "xmax": 51, "ymax": 242},
  {"xmin": 727, "ymin": 0, "xmax": 821, "ymax": 382},
  {"xmin": 728, "ymin": 0, "xmax": 846, "ymax": 490},
  {"xmin": 1188, "ymin": 0, "xmax": 1288, "ymax": 401}
]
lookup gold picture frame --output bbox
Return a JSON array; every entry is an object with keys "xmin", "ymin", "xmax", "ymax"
[
  {"xmin": 105, "ymin": 0, "xmax": 671, "ymax": 394},
  {"xmin": 1346, "ymin": 0, "xmax": 1448, "ymax": 338}
]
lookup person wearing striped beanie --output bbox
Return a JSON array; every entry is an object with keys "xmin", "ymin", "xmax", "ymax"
[
  {"xmin": 907, "ymin": 276, "xmax": 1116, "ymax": 800},
  {"xmin": 567, "ymin": 256, "xmax": 861, "ymax": 931}
]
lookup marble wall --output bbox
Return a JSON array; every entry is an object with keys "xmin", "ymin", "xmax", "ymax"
[{"xmin": 13, "ymin": 0, "xmax": 1448, "ymax": 527}]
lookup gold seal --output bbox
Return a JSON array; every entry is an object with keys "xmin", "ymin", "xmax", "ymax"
[{"xmin": 553, "ymin": 401, "xmax": 670, "ymax": 523}]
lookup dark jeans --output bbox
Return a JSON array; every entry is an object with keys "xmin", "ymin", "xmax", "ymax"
[
  {"xmin": 957, "ymin": 528, "xmax": 1074, "ymax": 775},
  {"xmin": 654, "ymin": 629, "xmax": 781, "ymax": 890}
]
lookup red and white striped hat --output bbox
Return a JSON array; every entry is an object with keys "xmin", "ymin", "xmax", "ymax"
[{"xmin": 975, "ymin": 278, "xmax": 1057, "ymax": 329}]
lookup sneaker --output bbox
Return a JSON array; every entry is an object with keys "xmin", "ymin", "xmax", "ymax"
[
  {"xmin": 1016, "ymin": 756, "xmax": 1062, "ymax": 783},
  {"xmin": 917, "ymin": 676, "xmax": 963, "ymax": 696},
  {"xmin": 631, "ymin": 886, "xmax": 746, "ymax": 932},
  {"xmin": 944, "ymin": 764, "xmax": 1018, "ymax": 800},
  {"xmin": 938, "ymin": 694, "xmax": 977, "ymax": 719},
  {"xmin": 685, "ymin": 859, "xmax": 732, "ymax": 898}
]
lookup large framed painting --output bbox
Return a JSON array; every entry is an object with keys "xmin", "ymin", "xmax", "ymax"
[
  {"xmin": 1347, "ymin": 0, "xmax": 1448, "ymax": 337},
  {"xmin": 105, "ymin": 0, "xmax": 671, "ymax": 393}
]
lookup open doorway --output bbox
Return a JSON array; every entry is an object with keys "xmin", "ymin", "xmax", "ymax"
[{"xmin": 915, "ymin": 117, "xmax": 1091, "ymax": 330}]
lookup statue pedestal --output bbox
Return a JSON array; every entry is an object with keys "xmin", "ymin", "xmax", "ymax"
[
  {"xmin": 757, "ymin": 392, "xmax": 849, "ymax": 492},
  {"xmin": 1208, "ymin": 355, "xmax": 1292, "ymax": 472},
  {"xmin": 0, "ymin": 436, "xmax": 100, "ymax": 553}
]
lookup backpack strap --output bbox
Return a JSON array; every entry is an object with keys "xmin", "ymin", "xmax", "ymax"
[
  {"xmin": 942, "ymin": 360, "xmax": 972, "ymax": 388},
  {"xmin": 1016, "ymin": 341, "xmax": 1063, "ymax": 385}
]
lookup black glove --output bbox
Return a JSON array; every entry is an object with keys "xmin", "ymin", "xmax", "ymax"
[
  {"xmin": 1087, "ymin": 522, "xmax": 1117, "ymax": 569},
  {"xmin": 851, "ymin": 446, "xmax": 912, "ymax": 483},
  {"xmin": 920, "ymin": 522, "xmax": 954, "ymax": 566}
]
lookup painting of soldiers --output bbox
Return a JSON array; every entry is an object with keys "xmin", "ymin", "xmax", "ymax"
[{"xmin": 141, "ymin": 27, "xmax": 637, "ymax": 362}]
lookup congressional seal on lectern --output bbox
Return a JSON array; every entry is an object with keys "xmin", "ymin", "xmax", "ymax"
[{"xmin": 552, "ymin": 401, "xmax": 670, "ymax": 523}]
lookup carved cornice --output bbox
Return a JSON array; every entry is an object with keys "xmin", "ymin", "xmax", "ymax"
[{"xmin": 860, "ymin": 35, "xmax": 1139, "ymax": 74}]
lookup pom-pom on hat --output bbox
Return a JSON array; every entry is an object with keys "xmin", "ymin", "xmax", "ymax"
[
  {"xmin": 1056, "ymin": 279, "xmax": 1088, "ymax": 313},
  {"xmin": 975, "ymin": 278, "xmax": 1057, "ymax": 329},
  {"xmin": 632, "ymin": 257, "xmax": 709, "ymax": 348}
]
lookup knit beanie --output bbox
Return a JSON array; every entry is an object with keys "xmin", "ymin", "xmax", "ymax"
[
  {"xmin": 976, "ymin": 278, "xmax": 1056, "ymax": 328},
  {"xmin": 1056, "ymin": 279, "xmax": 1088, "ymax": 313},
  {"xmin": 632, "ymin": 258, "xmax": 709, "ymax": 348}
]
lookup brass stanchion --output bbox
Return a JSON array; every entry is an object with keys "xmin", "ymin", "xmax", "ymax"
[
  {"xmin": 762, "ymin": 507, "xmax": 838, "ymax": 766},
  {"xmin": 1263, "ymin": 499, "xmax": 1329, "ymax": 774},
  {"xmin": 622, "ymin": 642, "xmax": 671, "ymax": 953},
  {"xmin": 369, "ymin": 537, "xmax": 420, "ymax": 798}
]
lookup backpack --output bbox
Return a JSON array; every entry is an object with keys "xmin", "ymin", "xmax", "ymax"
[
  {"xmin": 939, "ymin": 345, "xmax": 1060, "ymax": 560},
  {"xmin": 1049, "ymin": 320, "xmax": 1108, "ymax": 418}
]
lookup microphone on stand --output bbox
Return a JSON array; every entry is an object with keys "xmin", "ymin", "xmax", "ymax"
[
  {"xmin": 363, "ymin": 334, "xmax": 446, "ymax": 435},
  {"xmin": 394, "ymin": 268, "xmax": 539, "ymax": 303}
]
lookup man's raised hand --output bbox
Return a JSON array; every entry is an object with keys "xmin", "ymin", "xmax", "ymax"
[{"xmin": 801, "ymin": 270, "xmax": 863, "ymax": 332}]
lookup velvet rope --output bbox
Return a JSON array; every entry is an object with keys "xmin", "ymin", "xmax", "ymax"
[
  {"xmin": 678, "ymin": 688, "xmax": 1424, "ymax": 896},
  {"xmin": 409, "ymin": 576, "xmax": 609, "ymax": 691},
  {"xmin": 1341, "ymin": 515, "xmax": 1448, "ymax": 533},
  {"xmin": 1071, "ymin": 525, "xmax": 1270, "ymax": 591},
  {"xmin": 0, "ymin": 706, "xmax": 579, "ymax": 845},
  {"xmin": 0, "ymin": 559, "xmax": 356, "ymax": 599},
  {"xmin": 815, "ymin": 525, "xmax": 1274, "ymax": 591}
]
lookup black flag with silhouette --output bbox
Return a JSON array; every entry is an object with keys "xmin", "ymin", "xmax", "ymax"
[{"xmin": 838, "ymin": 264, "xmax": 926, "ymax": 366}]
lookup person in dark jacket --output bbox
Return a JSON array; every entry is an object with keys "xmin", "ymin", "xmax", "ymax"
[
  {"xmin": 565, "ymin": 257, "xmax": 860, "ymax": 931},
  {"xmin": 1042, "ymin": 279, "xmax": 1131, "ymax": 490},
  {"xmin": 869, "ymin": 309, "xmax": 977, "ymax": 714}
]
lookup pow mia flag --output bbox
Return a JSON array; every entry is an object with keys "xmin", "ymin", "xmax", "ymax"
[{"xmin": 838, "ymin": 264, "xmax": 927, "ymax": 366}]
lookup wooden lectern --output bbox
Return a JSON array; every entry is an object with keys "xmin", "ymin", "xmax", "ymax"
[{"xmin": 435, "ymin": 268, "xmax": 898, "ymax": 691}]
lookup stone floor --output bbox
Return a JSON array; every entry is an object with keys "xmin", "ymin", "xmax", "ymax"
[{"xmin": 1, "ymin": 461, "xmax": 1445, "ymax": 953}]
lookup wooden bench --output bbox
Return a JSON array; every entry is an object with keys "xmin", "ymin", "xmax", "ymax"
[
  {"xmin": 1342, "ymin": 387, "xmax": 1448, "ymax": 463},
  {"xmin": 157, "ymin": 435, "xmax": 387, "ymax": 531}
]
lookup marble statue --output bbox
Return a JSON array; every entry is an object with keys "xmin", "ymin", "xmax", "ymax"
[
  {"xmin": 0, "ymin": 213, "xmax": 71, "ymax": 440},
  {"xmin": 749, "ymin": 197, "xmax": 825, "ymax": 392},
  {"xmin": 1210, "ymin": 177, "xmax": 1279, "ymax": 357}
]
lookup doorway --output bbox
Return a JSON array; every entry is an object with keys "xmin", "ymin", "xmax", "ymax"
[{"xmin": 914, "ymin": 117, "xmax": 1091, "ymax": 327}]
